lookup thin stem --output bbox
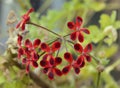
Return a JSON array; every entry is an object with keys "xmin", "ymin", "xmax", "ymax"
[
  {"xmin": 96, "ymin": 72, "xmax": 101, "ymax": 88},
  {"xmin": 28, "ymin": 22, "xmax": 61, "ymax": 37},
  {"xmin": 90, "ymin": 54, "xmax": 100, "ymax": 63}
]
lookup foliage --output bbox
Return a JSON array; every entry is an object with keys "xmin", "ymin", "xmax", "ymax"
[{"xmin": 0, "ymin": 0, "xmax": 120, "ymax": 88}]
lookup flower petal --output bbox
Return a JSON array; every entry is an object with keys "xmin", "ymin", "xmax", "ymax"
[
  {"xmin": 62, "ymin": 65, "xmax": 71, "ymax": 75},
  {"xmin": 32, "ymin": 52, "xmax": 39, "ymax": 61},
  {"xmin": 78, "ymin": 32, "xmax": 84, "ymax": 42},
  {"xmin": 17, "ymin": 34, "xmax": 23, "ymax": 46},
  {"xmin": 16, "ymin": 21, "xmax": 21, "ymax": 29},
  {"xmin": 32, "ymin": 61, "xmax": 38, "ymax": 68},
  {"xmin": 80, "ymin": 60, "xmax": 85, "ymax": 68},
  {"xmin": 49, "ymin": 56, "xmax": 55, "ymax": 66},
  {"xmin": 64, "ymin": 52, "xmax": 73, "ymax": 63},
  {"xmin": 74, "ymin": 43, "xmax": 83, "ymax": 53},
  {"xmin": 85, "ymin": 54, "xmax": 92, "ymax": 62},
  {"xmin": 84, "ymin": 43, "xmax": 92, "ymax": 53},
  {"xmin": 33, "ymin": 39, "xmax": 41, "ymax": 48},
  {"xmin": 25, "ymin": 39, "xmax": 32, "ymax": 48},
  {"xmin": 76, "ymin": 16, "xmax": 83, "ymax": 28},
  {"xmin": 55, "ymin": 57, "xmax": 62, "ymax": 65},
  {"xmin": 22, "ymin": 58, "xmax": 27, "ymax": 64},
  {"xmin": 54, "ymin": 68, "xmax": 62, "ymax": 76},
  {"xmin": 76, "ymin": 55, "xmax": 84, "ymax": 66},
  {"xmin": 51, "ymin": 41, "xmax": 61, "ymax": 52},
  {"xmin": 43, "ymin": 67, "xmax": 49, "ymax": 74},
  {"xmin": 40, "ymin": 60, "xmax": 48, "ymax": 67},
  {"xmin": 18, "ymin": 48, "xmax": 24, "ymax": 58},
  {"xmin": 81, "ymin": 28, "xmax": 90, "ymax": 34},
  {"xmin": 26, "ymin": 64, "xmax": 30, "ymax": 73},
  {"xmin": 41, "ymin": 43, "xmax": 50, "ymax": 52},
  {"xmin": 21, "ymin": 23, "xmax": 25, "ymax": 31},
  {"xmin": 48, "ymin": 72, "xmax": 54, "ymax": 80},
  {"xmin": 70, "ymin": 32, "xmax": 77, "ymax": 41},
  {"xmin": 67, "ymin": 22, "xmax": 76, "ymax": 30},
  {"xmin": 73, "ymin": 67, "xmax": 80, "ymax": 74}
]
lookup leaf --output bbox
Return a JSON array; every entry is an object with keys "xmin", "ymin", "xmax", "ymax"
[
  {"xmin": 99, "ymin": 14, "xmax": 111, "ymax": 29},
  {"xmin": 110, "ymin": 11, "xmax": 117, "ymax": 24},
  {"xmin": 90, "ymin": 2, "xmax": 106, "ymax": 11},
  {"xmin": 114, "ymin": 21, "xmax": 120, "ymax": 29}
]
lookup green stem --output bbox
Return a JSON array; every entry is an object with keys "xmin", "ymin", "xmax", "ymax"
[
  {"xmin": 28, "ymin": 22, "xmax": 61, "ymax": 37},
  {"xmin": 96, "ymin": 72, "xmax": 101, "ymax": 88},
  {"xmin": 90, "ymin": 54, "xmax": 100, "ymax": 63}
]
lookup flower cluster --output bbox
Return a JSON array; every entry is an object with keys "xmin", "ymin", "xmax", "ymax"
[{"xmin": 16, "ymin": 8, "xmax": 92, "ymax": 80}]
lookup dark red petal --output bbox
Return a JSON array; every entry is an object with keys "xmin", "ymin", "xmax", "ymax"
[
  {"xmin": 76, "ymin": 16, "xmax": 83, "ymax": 28},
  {"xmin": 73, "ymin": 67, "xmax": 80, "ymax": 74},
  {"xmin": 49, "ymin": 56, "xmax": 55, "ymax": 66},
  {"xmin": 16, "ymin": 21, "xmax": 21, "ymax": 29},
  {"xmin": 21, "ymin": 23, "xmax": 25, "ymax": 31},
  {"xmin": 42, "ymin": 54, "xmax": 48, "ymax": 60},
  {"xmin": 51, "ymin": 41, "xmax": 61, "ymax": 52},
  {"xmin": 80, "ymin": 60, "xmax": 85, "ymax": 68},
  {"xmin": 84, "ymin": 43, "xmax": 92, "ymax": 53},
  {"xmin": 55, "ymin": 57, "xmax": 62, "ymax": 65},
  {"xmin": 62, "ymin": 65, "xmax": 71, "ymax": 75},
  {"xmin": 74, "ymin": 43, "xmax": 83, "ymax": 53},
  {"xmin": 18, "ymin": 48, "xmax": 24, "ymax": 58},
  {"xmin": 76, "ymin": 55, "xmax": 84, "ymax": 66},
  {"xmin": 64, "ymin": 52, "xmax": 73, "ymax": 63},
  {"xmin": 17, "ymin": 34, "xmax": 23, "ymax": 46},
  {"xmin": 41, "ymin": 43, "xmax": 50, "ymax": 52},
  {"xmin": 32, "ymin": 61, "xmax": 38, "ymax": 68},
  {"xmin": 43, "ymin": 67, "xmax": 49, "ymax": 74},
  {"xmin": 25, "ymin": 39, "xmax": 32, "ymax": 48},
  {"xmin": 85, "ymin": 54, "xmax": 92, "ymax": 62},
  {"xmin": 67, "ymin": 22, "xmax": 75, "ymax": 30},
  {"xmin": 26, "ymin": 64, "xmax": 30, "ymax": 73},
  {"xmin": 33, "ymin": 39, "xmax": 41, "ymax": 48},
  {"xmin": 78, "ymin": 32, "xmax": 84, "ymax": 42},
  {"xmin": 24, "ymin": 47, "xmax": 31, "ymax": 58},
  {"xmin": 22, "ymin": 58, "xmax": 27, "ymax": 64},
  {"xmin": 54, "ymin": 68, "xmax": 62, "ymax": 76},
  {"xmin": 81, "ymin": 28, "xmax": 90, "ymax": 34},
  {"xmin": 32, "ymin": 52, "xmax": 39, "ymax": 61},
  {"xmin": 27, "ymin": 8, "xmax": 34, "ymax": 15},
  {"xmin": 70, "ymin": 32, "xmax": 77, "ymax": 41},
  {"xmin": 40, "ymin": 60, "xmax": 48, "ymax": 67},
  {"xmin": 48, "ymin": 72, "xmax": 54, "ymax": 80}
]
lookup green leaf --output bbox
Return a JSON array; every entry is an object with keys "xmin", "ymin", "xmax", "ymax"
[
  {"xmin": 110, "ymin": 11, "xmax": 117, "ymax": 24},
  {"xmin": 90, "ymin": 2, "xmax": 106, "ymax": 11},
  {"xmin": 114, "ymin": 21, "xmax": 120, "ymax": 29},
  {"xmin": 99, "ymin": 14, "xmax": 111, "ymax": 29}
]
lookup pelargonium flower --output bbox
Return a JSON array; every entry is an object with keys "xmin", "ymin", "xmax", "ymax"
[
  {"xmin": 62, "ymin": 52, "xmax": 83, "ymax": 75},
  {"xmin": 67, "ymin": 16, "xmax": 90, "ymax": 42},
  {"xmin": 17, "ymin": 34, "xmax": 23, "ymax": 46},
  {"xmin": 40, "ymin": 56, "xmax": 62, "ymax": 80},
  {"xmin": 16, "ymin": 8, "xmax": 34, "ymax": 31},
  {"xmin": 17, "ymin": 38, "xmax": 41, "ymax": 73},
  {"xmin": 74, "ymin": 43, "xmax": 92, "ymax": 67},
  {"xmin": 40, "ymin": 41, "xmax": 61, "ymax": 60}
]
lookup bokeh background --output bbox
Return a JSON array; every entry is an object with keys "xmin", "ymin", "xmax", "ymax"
[{"xmin": 0, "ymin": 0, "xmax": 120, "ymax": 88}]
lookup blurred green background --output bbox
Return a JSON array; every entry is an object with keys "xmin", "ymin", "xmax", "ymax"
[{"xmin": 0, "ymin": 0, "xmax": 120, "ymax": 88}]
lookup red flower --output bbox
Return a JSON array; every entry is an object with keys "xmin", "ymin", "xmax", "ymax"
[
  {"xmin": 17, "ymin": 38, "xmax": 41, "ymax": 73},
  {"xmin": 62, "ymin": 52, "xmax": 83, "ymax": 75},
  {"xmin": 40, "ymin": 56, "xmax": 62, "ymax": 80},
  {"xmin": 74, "ymin": 43, "xmax": 92, "ymax": 67},
  {"xmin": 67, "ymin": 16, "xmax": 90, "ymax": 42},
  {"xmin": 17, "ymin": 34, "xmax": 23, "ymax": 46},
  {"xmin": 40, "ymin": 41, "xmax": 61, "ymax": 60},
  {"xmin": 16, "ymin": 8, "xmax": 34, "ymax": 31}
]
